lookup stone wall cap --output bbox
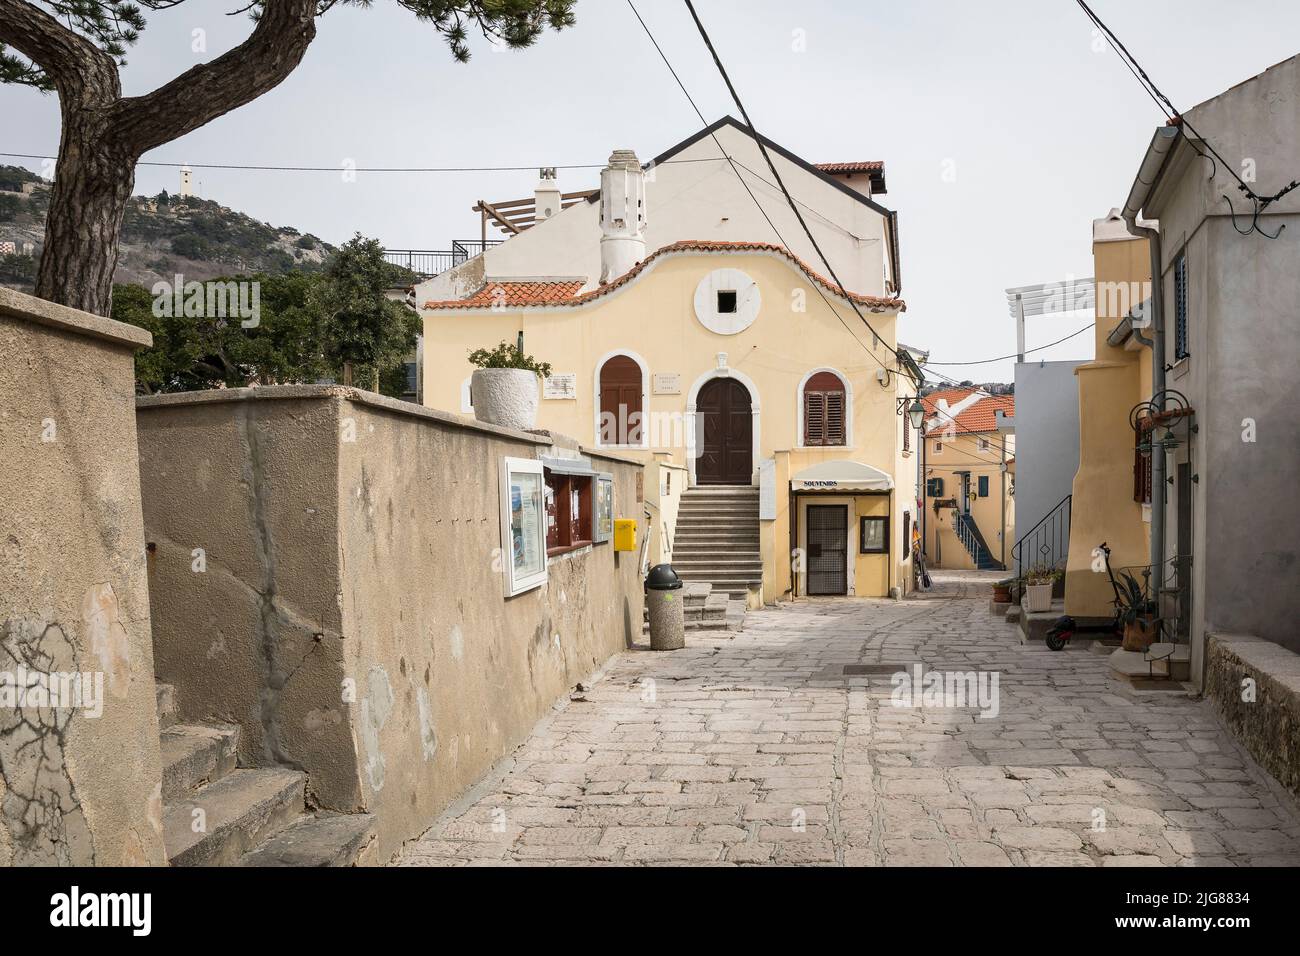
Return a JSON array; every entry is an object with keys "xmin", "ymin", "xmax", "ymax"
[
  {"xmin": 0, "ymin": 286, "xmax": 152, "ymax": 350},
  {"xmin": 137, "ymin": 384, "xmax": 555, "ymax": 446}
]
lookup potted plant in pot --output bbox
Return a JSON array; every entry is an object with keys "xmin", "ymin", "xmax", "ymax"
[
  {"xmin": 1022, "ymin": 567, "xmax": 1055, "ymax": 613},
  {"xmin": 992, "ymin": 578, "xmax": 1013, "ymax": 604},
  {"xmin": 467, "ymin": 341, "xmax": 553, "ymax": 431},
  {"xmin": 1117, "ymin": 569, "xmax": 1159, "ymax": 651}
]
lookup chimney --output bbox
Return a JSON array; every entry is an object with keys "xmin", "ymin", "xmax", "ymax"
[
  {"xmin": 599, "ymin": 149, "xmax": 646, "ymax": 283},
  {"xmin": 534, "ymin": 167, "xmax": 561, "ymax": 223}
]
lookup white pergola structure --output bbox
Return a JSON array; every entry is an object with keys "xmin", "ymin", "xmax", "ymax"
[{"xmin": 1005, "ymin": 277, "xmax": 1095, "ymax": 363}]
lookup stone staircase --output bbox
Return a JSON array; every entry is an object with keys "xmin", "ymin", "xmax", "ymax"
[
  {"xmin": 641, "ymin": 580, "xmax": 745, "ymax": 635},
  {"xmin": 954, "ymin": 512, "xmax": 1003, "ymax": 571},
  {"xmin": 670, "ymin": 486, "xmax": 762, "ymax": 601},
  {"xmin": 157, "ymin": 682, "xmax": 374, "ymax": 866}
]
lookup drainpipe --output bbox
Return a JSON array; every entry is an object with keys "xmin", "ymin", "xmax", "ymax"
[{"xmin": 1121, "ymin": 124, "xmax": 1178, "ymax": 577}]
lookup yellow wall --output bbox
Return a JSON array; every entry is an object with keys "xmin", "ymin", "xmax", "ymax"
[
  {"xmin": 922, "ymin": 431, "xmax": 1015, "ymax": 569},
  {"xmin": 423, "ymin": 251, "xmax": 915, "ymax": 600},
  {"xmin": 1064, "ymin": 232, "xmax": 1152, "ymax": 617}
]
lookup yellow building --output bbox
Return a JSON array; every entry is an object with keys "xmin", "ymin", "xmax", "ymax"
[
  {"xmin": 919, "ymin": 388, "xmax": 1016, "ymax": 570},
  {"xmin": 421, "ymin": 238, "xmax": 923, "ymax": 605},
  {"xmin": 1063, "ymin": 210, "xmax": 1154, "ymax": 617}
]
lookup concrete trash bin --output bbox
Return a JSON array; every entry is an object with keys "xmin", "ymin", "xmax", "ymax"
[{"xmin": 645, "ymin": 563, "xmax": 686, "ymax": 651}]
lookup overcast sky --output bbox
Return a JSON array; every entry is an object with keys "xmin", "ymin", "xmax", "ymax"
[{"xmin": 4, "ymin": 0, "xmax": 1298, "ymax": 381}]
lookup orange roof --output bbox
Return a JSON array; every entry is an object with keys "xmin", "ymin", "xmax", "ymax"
[
  {"xmin": 922, "ymin": 389, "xmax": 1014, "ymax": 434},
  {"xmin": 425, "ymin": 279, "xmax": 585, "ymax": 310},
  {"xmin": 423, "ymin": 240, "xmax": 905, "ymax": 313},
  {"xmin": 816, "ymin": 161, "xmax": 884, "ymax": 175}
]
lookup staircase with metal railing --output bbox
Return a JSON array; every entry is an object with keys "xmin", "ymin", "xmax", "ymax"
[
  {"xmin": 953, "ymin": 511, "xmax": 1003, "ymax": 570},
  {"xmin": 1011, "ymin": 494, "xmax": 1071, "ymax": 576}
]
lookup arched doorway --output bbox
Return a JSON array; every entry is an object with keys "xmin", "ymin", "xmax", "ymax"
[{"xmin": 696, "ymin": 378, "xmax": 753, "ymax": 484}]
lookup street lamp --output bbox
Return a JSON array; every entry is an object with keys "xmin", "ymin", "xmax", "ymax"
[{"xmin": 907, "ymin": 399, "xmax": 926, "ymax": 432}]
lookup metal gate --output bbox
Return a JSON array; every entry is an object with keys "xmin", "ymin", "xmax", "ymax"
[{"xmin": 806, "ymin": 505, "xmax": 848, "ymax": 595}]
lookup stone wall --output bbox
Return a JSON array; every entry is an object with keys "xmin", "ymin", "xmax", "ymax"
[
  {"xmin": 1205, "ymin": 633, "xmax": 1300, "ymax": 800},
  {"xmin": 0, "ymin": 287, "xmax": 165, "ymax": 866},
  {"xmin": 137, "ymin": 386, "xmax": 645, "ymax": 862}
]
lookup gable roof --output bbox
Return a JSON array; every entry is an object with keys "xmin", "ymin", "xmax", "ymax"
[
  {"xmin": 644, "ymin": 117, "xmax": 901, "ymax": 292},
  {"xmin": 922, "ymin": 388, "xmax": 1015, "ymax": 435},
  {"xmin": 423, "ymin": 240, "xmax": 905, "ymax": 313},
  {"xmin": 816, "ymin": 161, "xmax": 886, "ymax": 194}
]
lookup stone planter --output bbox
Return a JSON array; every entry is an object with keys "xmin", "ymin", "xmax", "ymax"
[
  {"xmin": 1024, "ymin": 583, "xmax": 1053, "ymax": 613},
  {"xmin": 992, "ymin": 583, "xmax": 1012, "ymax": 603},
  {"xmin": 471, "ymin": 368, "xmax": 540, "ymax": 431}
]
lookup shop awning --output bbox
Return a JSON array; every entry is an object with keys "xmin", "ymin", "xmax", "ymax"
[{"xmin": 790, "ymin": 460, "xmax": 894, "ymax": 492}]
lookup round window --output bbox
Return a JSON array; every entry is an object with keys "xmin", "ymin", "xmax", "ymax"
[{"xmin": 694, "ymin": 268, "xmax": 760, "ymax": 335}]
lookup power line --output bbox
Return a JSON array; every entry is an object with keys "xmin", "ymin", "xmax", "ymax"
[
  {"xmin": 1076, "ymin": 0, "xmax": 1296, "ymax": 237},
  {"xmin": 925, "ymin": 322, "xmax": 1095, "ymax": 366}
]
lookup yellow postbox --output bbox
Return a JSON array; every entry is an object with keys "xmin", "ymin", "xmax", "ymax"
[{"xmin": 613, "ymin": 519, "xmax": 637, "ymax": 552}]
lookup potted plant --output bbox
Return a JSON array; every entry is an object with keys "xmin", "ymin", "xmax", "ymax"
[
  {"xmin": 993, "ymin": 578, "xmax": 1013, "ymax": 603},
  {"xmin": 1022, "ymin": 566, "xmax": 1055, "ymax": 613},
  {"xmin": 1117, "ymin": 570, "xmax": 1159, "ymax": 651},
  {"xmin": 467, "ymin": 341, "xmax": 553, "ymax": 430}
]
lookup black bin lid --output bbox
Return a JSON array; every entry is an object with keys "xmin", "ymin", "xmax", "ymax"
[{"xmin": 645, "ymin": 564, "xmax": 683, "ymax": 591}]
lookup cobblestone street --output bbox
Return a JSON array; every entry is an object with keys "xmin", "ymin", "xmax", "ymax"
[{"xmin": 397, "ymin": 572, "xmax": 1300, "ymax": 867}]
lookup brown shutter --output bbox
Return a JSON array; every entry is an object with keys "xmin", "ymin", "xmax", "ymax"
[
  {"xmin": 804, "ymin": 391, "xmax": 827, "ymax": 445},
  {"xmin": 825, "ymin": 391, "xmax": 845, "ymax": 445}
]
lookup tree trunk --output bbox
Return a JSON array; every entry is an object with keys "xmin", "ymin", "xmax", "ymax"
[{"xmin": 35, "ymin": 109, "xmax": 137, "ymax": 317}]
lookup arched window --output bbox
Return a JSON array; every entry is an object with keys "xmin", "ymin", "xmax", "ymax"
[
  {"xmin": 598, "ymin": 354, "xmax": 643, "ymax": 445},
  {"xmin": 802, "ymin": 371, "xmax": 846, "ymax": 446}
]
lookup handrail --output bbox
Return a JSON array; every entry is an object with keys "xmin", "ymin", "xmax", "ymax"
[{"xmin": 1011, "ymin": 493, "xmax": 1071, "ymax": 573}]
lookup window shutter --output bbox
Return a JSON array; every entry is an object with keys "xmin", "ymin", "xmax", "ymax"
[
  {"xmin": 903, "ymin": 420, "xmax": 911, "ymax": 452},
  {"xmin": 825, "ymin": 391, "xmax": 845, "ymax": 445},
  {"xmin": 978, "ymin": 475, "xmax": 989, "ymax": 497},
  {"xmin": 804, "ymin": 392, "xmax": 827, "ymax": 445}
]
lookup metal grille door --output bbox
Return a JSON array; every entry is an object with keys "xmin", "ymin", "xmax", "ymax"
[{"xmin": 806, "ymin": 505, "xmax": 848, "ymax": 595}]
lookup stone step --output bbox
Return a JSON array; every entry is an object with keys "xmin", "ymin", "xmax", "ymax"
[
  {"xmin": 155, "ymin": 682, "xmax": 179, "ymax": 729},
  {"xmin": 672, "ymin": 534, "xmax": 760, "ymax": 545},
  {"xmin": 673, "ymin": 516, "xmax": 759, "ymax": 526},
  {"xmin": 161, "ymin": 723, "xmax": 240, "ymax": 800},
  {"xmin": 682, "ymin": 486, "xmax": 758, "ymax": 494},
  {"xmin": 165, "ymin": 768, "xmax": 305, "ymax": 867},
  {"xmin": 238, "ymin": 813, "xmax": 376, "ymax": 867}
]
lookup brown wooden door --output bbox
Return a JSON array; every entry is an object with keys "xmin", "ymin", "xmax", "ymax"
[
  {"xmin": 598, "ymin": 355, "xmax": 642, "ymax": 445},
  {"xmin": 696, "ymin": 378, "xmax": 753, "ymax": 485}
]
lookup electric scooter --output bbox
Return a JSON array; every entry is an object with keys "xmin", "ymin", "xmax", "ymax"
[{"xmin": 1044, "ymin": 542, "xmax": 1126, "ymax": 651}]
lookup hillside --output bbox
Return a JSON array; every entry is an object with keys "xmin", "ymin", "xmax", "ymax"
[{"xmin": 0, "ymin": 164, "xmax": 336, "ymax": 292}]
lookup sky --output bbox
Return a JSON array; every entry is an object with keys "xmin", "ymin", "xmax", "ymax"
[{"xmin": 3, "ymin": 0, "xmax": 1299, "ymax": 382}]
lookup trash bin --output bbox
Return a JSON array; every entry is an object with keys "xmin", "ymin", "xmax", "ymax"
[{"xmin": 645, "ymin": 563, "xmax": 685, "ymax": 651}]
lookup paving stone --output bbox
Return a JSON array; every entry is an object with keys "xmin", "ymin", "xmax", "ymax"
[{"xmin": 394, "ymin": 572, "xmax": 1300, "ymax": 868}]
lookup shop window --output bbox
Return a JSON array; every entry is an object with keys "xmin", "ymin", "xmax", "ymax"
[
  {"xmin": 859, "ymin": 516, "xmax": 888, "ymax": 554},
  {"xmin": 598, "ymin": 354, "xmax": 643, "ymax": 445},
  {"xmin": 544, "ymin": 469, "xmax": 593, "ymax": 555},
  {"xmin": 803, "ymin": 371, "xmax": 846, "ymax": 446},
  {"xmin": 978, "ymin": 475, "xmax": 989, "ymax": 497}
]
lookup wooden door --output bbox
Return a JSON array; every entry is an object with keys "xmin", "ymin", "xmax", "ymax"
[{"xmin": 696, "ymin": 378, "xmax": 753, "ymax": 485}]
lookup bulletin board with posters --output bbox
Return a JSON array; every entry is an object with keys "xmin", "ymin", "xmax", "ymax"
[
  {"xmin": 499, "ymin": 457, "xmax": 548, "ymax": 596},
  {"xmin": 594, "ymin": 473, "xmax": 615, "ymax": 543}
]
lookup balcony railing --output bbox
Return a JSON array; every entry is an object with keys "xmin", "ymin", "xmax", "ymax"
[{"xmin": 382, "ymin": 240, "xmax": 503, "ymax": 280}]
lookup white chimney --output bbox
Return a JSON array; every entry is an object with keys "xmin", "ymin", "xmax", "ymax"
[
  {"xmin": 534, "ymin": 167, "xmax": 561, "ymax": 223},
  {"xmin": 599, "ymin": 149, "xmax": 646, "ymax": 283},
  {"xmin": 179, "ymin": 164, "xmax": 193, "ymax": 198}
]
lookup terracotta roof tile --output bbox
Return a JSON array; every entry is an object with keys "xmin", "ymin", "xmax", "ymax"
[
  {"xmin": 424, "ymin": 240, "xmax": 905, "ymax": 313},
  {"xmin": 425, "ymin": 279, "xmax": 584, "ymax": 310},
  {"xmin": 922, "ymin": 389, "xmax": 1014, "ymax": 434},
  {"xmin": 816, "ymin": 161, "xmax": 884, "ymax": 175}
]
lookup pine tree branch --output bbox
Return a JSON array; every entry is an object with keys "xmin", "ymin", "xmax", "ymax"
[{"xmin": 0, "ymin": 0, "xmax": 120, "ymax": 102}]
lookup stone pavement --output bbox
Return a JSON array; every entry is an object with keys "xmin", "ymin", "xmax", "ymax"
[{"xmin": 395, "ymin": 571, "xmax": 1300, "ymax": 866}]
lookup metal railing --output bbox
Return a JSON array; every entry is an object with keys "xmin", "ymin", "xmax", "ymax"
[
  {"xmin": 1012, "ymin": 494, "xmax": 1071, "ymax": 575},
  {"xmin": 382, "ymin": 240, "xmax": 503, "ymax": 279}
]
